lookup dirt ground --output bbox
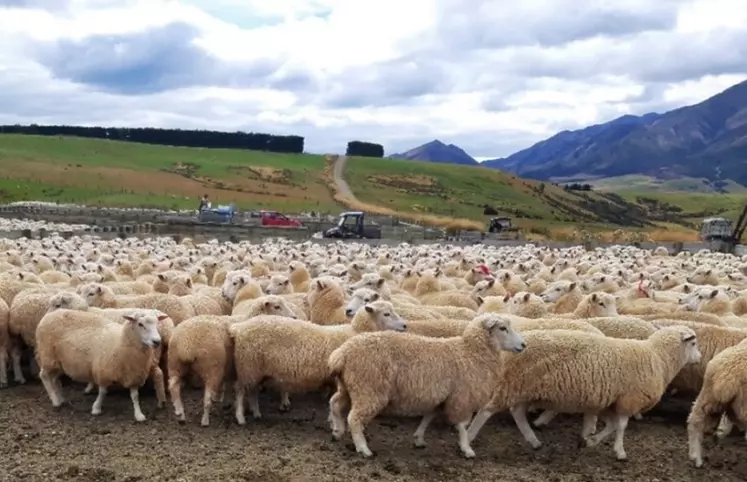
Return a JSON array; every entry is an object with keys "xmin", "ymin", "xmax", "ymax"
[{"xmin": 1, "ymin": 380, "xmax": 746, "ymax": 482}]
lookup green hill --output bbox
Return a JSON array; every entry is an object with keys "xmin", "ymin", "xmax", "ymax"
[{"xmin": 0, "ymin": 133, "xmax": 738, "ymax": 241}]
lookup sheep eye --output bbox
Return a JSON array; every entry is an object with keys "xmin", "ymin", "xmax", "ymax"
[
  {"xmin": 138, "ymin": 323, "xmax": 144, "ymax": 328},
  {"xmin": 384, "ymin": 313, "xmax": 390, "ymax": 317},
  {"xmin": 275, "ymin": 305, "xmax": 280, "ymax": 310},
  {"xmin": 499, "ymin": 326, "xmax": 507, "ymax": 331}
]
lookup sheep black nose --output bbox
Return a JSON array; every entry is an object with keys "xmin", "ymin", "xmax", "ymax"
[
  {"xmin": 402, "ymin": 324, "xmax": 408, "ymax": 331},
  {"xmin": 520, "ymin": 342, "xmax": 527, "ymax": 349},
  {"xmin": 152, "ymin": 340, "xmax": 161, "ymax": 348},
  {"xmin": 345, "ymin": 309, "xmax": 354, "ymax": 317}
]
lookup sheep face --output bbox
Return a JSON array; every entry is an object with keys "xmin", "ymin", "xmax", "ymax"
[
  {"xmin": 123, "ymin": 310, "xmax": 165, "ymax": 348},
  {"xmin": 588, "ymin": 292, "xmax": 618, "ymax": 316},
  {"xmin": 540, "ymin": 281, "xmax": 577, "ymax": 303},
  {"xmin": 260, "ymin": 296, "xmax": 297, "ymax": 318},
  {"xmin": 661, "ymin": 326, "xmax": 701, "ymax": 365},
  {"xmin": 350, "ymin": 273, "xmax": 386, "ymax": 292},
  {"xmin": 80, "ymin": 284, "xmax": 107, "ymax": 306},
  {"xmin": 680, "ymin": 288, "xmax": 721, "ymax": 311},
  {"xmin": 345, "ymin": 288, "xmax": 380, "ymax": 317},
  {"xmin": 266, "ymin": 275, "xmax": 292, "ymax": 295},
  {"xmin": 221, "ymin": 273, "xmax": 250, "ymax": 302},
  {"xmin": 472, "ymin": 279, "xmax": 497, "ymax": 298},
  {"xmin": 480, "ymin": 314, "xmax": 526, "ymax": 353},
  {"xmin": 362, "ymin": 300, "xmax": 406, "ymax": 332},
  {"xmin": 686, "ymin": 268, "xmax": 714, "ymax": 285},
  {"xmin": 47, "ymin": 292, "xmax": 87, "ymax": 313}
]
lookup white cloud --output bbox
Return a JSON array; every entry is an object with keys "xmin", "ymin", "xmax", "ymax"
[{"xmin": 0, "ymin": 0, "xmax": 746, "ymax": 158}]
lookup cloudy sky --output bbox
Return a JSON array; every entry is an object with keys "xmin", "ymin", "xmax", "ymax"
[{"xmin": 1, "ymin": 0, "xmax": 746, "ymax": 160}]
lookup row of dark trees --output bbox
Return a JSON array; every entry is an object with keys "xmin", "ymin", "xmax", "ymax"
[
  {"xmin": 0, "ymin": 124, "xmax": 311, "ymax": 154},
  {"xmin": 0, "ymin": 124, "xmax": 392, "ymax": 157},
  {"xmin": 345, "ymin": 140, "xmax": 384, "ymax": 158},
  {"xmin": 564, "ymin": 182, "xmax": 593, "ymax": 191}
]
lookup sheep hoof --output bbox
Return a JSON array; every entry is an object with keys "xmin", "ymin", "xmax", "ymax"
[
  {"xmin": 0, "ymin": 382, "xmax": 7, "ymax": 389},
  {"xmin": 156, "ymin": 401, "xmax": 165, "ymax": 410},
  {"xmin": 413, "ymin": 439, "xmax": 427, "ymax": 449},
  {"xmin": 331, "ymin": 431, "xmax": 343, "ymax": 441},
  {"xmin": 530, "ymin": 441, "xmax": 542, "ymax": 450},
  {"xmin": 615, "ymin": 453, "xmax": 628, "ymax": 461},
  {"xmin": 252, "ymin": 413, "xmax": 262, "ymax": 421},
  {"xmin": 461, "ymin": 448, "xmax": 476, "ymax": 459},
  {"xmin": 135, "ymin": 414, "xmax": 147, "ymax": 423},
  {"xmin": 279, "ymin": 404, "xmax": 291, "ymax": 413}
]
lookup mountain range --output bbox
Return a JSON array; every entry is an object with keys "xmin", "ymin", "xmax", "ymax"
[{"xmin": 392, "ymin": 78, "xmax": 747, "ymax": 186}]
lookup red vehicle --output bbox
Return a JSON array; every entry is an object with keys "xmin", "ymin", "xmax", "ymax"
[{"xmin": 259, "ymin": 210, "xmax": 302, "ymax": 227}]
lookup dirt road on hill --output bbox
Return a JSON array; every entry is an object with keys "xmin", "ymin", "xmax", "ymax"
[{"xmin": 331, "ymin": 155, "xmax": 354, "ymax": 200}]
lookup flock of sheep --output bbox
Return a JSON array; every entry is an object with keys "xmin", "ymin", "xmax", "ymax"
[
  {"xmin": 1, "ymin": 232, "xmax": 747, "ymax": 469},
  {"xmin": 0, "ymin": 217, "xmax": 90, "ymax": 232}
]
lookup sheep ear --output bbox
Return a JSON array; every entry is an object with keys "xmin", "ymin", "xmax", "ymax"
[
  {"xmin": 523, "ymin": 293, "xmax": 530, "ymax": 302},
  {"xmin": 123, "ymin": 315, "xmax": 136, "ymax": 323},
  {"xmin": 591, "ymin": 293, "xmax": 598, "ymax": 302},
  {"xmin": 600, "ymin": 276, "xmax": 606, "ymax": 282},
  {"xmin": 569, "ymin": 282, "xmax": 576, "ymax": 291},
  {"xmin": 488, "ymin": 279, "xmax": 495, "ymax": 287},
  {"xmin": 482, "ymin": 316, "xmax": 498, "ymax": 330},
  {"xmin": 683, "ymin": 284, "xmax": 692, "ymax": 294},
  {"xmin": 264, "ymin": 300, "xmax": 271, "ymax": 308},
  {"xmin": 186, "ymin": 278, "xmax": 192, "ymax": 287},
  {"xmin": 96, "ymin": 286, "xmax": 103, "ymax": 295},
  {"xmin": 316, "ymin": 280, "xmax": 325, "ymax": 290},
  {"xmin": 371, "ymin": 292, "xmax": 380, "ymax": 301},
  {"xmin": 503, "ymin": 294, "xmax": 511, "ymax": 303},
  {"xmin": 158, "ymin": 274, "xmax": 166, "ymax": 281},
  {"xmin": 376, "ymin": 278, "xmax": 385, "ymax": 288},
  {"xmin": 476, "ymin": 296, "xmax": 484, "ymax": 306},
  {"xmin": 364, "ymin": 305, "xmax": 374, "ymax": 313},
  {"xmin": 710, "ymin": 289, "xmax": 719, "ymax": 299},
  {"xmin": 435, "ymin": 269, "xmax": 442, "ymax": 277},
  {"xmin": 706, "ymin": 269, "xmax": 712, "ymax": 276}
]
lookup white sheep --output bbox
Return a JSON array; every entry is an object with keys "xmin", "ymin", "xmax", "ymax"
[
  {"xmin": 327, "ymin": 313, "xmax": 526, "ymax": 458},
  {"xmin": 467, "ymin": 325, "xmax": 701, "ymax": 460},
  {"xmin": 35, "ymin": 308, "xmax": 164, "ymax": 421},
  {"xmin": 230, "ymin": 300, "xmax": 406, "ymax": 424}
]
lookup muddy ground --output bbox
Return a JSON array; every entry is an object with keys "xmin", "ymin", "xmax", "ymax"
[{"xmin": 1, "ymin": 381, "xmax": 745, "ymax": 482}]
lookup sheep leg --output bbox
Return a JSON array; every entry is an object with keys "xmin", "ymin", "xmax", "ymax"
[
  {"xmin": 91, "ymin": 386, "xmax": 107, "ymax": 415},
  {"xmin": 9, "ymin": 344, "xmax": 25, "ymax": 384},
  {"xmin": 329, "ymin": 387, "xmax": 350, "ymax": 440},
  {"xmin": 39, "ymin": 368, "xmax": 63, "ymax": 407},
  {"xmin": 201, "ymin": 383, "xmax": 219, "ymax": 427},
  {"xmin": 130, "ymin": 387, "xmax": 147, "ymax": 422},
  {"xmin": 234, "ymin": 383, "xmax": 247, "ymax": 425},
  {"xmin": 0, "ymin": 350, "xmax": 8, "ymax": 388},
  {"xmin": 715, "ymin": 413, "xmax": 733, "ymax": 439},
  {"xmin": 279, "ymin": 391, "xmax": 291, "ymax": 412},
  {"xmin": 581, "ymin": 413, "xmax": 598, "ymax": 439},
  {"xmin": 412, "ymin": 411, "xmax": 436, "ymax": 448},
  {"xmin": 585, "ymin": 413, "xmax": 616, "ymax": 447},
  {"xmin": 150, "ymin": 365, "xmax": 166, "ymax": 409},
  {"xmin": 456, "ymin": 421, "xmax": 476, "ymax": 458},
  {"xmin": 510, "ymin": 404, "xmax": 542, "ymax": 449},
  {"xmin": 532, "ymin": 410, "xmax": 557, "ymax": 428},
  {"xmin": 611, "ymin": 414, "xmax": 630, "ymax": 460},
  {"xmin": 466, "ymin": 408, "xmax": 495, "ymax": 443},
  {"xmin": 84, "ymin": 383, "xmax": 95, "ymax": 394},
  {"xmin": 168, "ymin": 375, "xmax": 186, "ymax": 423},
  {"xmin": 348, "ymin": 406, "xmax": 379, "ymax": 457},
  {"xmin": 632, "ymin": 413, "xmax": 643, "ymax": 421},
  {"xmin": 687, "ymin": 402, "xmax": 722, "ymax": 468}
]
